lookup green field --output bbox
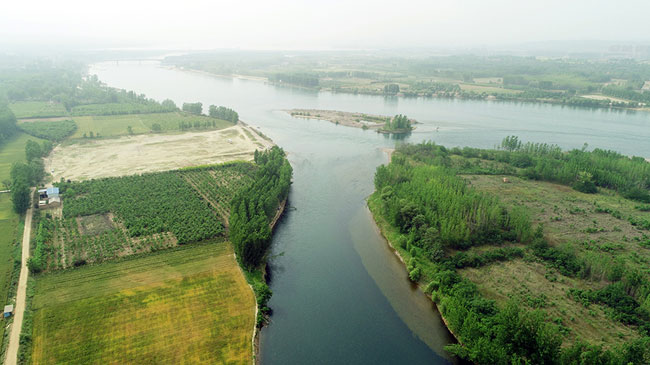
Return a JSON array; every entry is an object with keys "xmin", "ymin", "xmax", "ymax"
[
  {"xmin": 0, "ymin": 194, "xmax": 21, "ymax": 356},
  {"xmin": 31, "ymin": 242, "xmax": 255, "ymax": 364},
  {"xmin": 70, "ymin": 112, "xmax": 233, "ymax": 139},
  {"xmin": 8, "ymin": 102, "xmax": 68, "ymax": 119},
  {"xmin": 0, "ymin": 133, "xmax": 46, "ymax": 184}
]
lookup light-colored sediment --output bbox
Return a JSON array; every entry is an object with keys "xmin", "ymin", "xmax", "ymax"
[{"xmin": 46, "ymin": 124, "xmax": 272, "ymax": 181}]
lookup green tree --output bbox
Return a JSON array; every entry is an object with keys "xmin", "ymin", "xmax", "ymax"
[
  {"xmin": 25, "ymin": 140, "xmax": 42, "ymax": 162},
  {"xmin": 11, "ymin": 183, "xmax": 30, "ymax": 214}
]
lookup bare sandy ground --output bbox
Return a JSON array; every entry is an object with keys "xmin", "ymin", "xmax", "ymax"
[
  {"xmin": 46, "ymin": 124, "xmax": 272, "ymax": 181},
  {"xmin": 581, "ymin": 94, "xmax": 631, "ymax": 104}
]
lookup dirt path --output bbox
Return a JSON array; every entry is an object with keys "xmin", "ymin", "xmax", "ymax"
[{"xmin": 4, "ymin": 189, "xmax": 34, "ymax": 365}]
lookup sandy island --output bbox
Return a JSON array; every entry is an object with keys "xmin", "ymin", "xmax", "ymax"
[{"xmin": 285, "ymin": 109, "xmax": 417, "ymax": 132}]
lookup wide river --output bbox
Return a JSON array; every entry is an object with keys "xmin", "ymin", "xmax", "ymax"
[{"xmin": 90, "ymin": 60, "xmax": 650, "ymax": 364}]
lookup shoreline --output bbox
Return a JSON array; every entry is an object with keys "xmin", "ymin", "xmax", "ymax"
[
  {"xmin": 252, "ymin": 196, "xmax": 288, "ymax": 364},
  {"xmin": 169, "ymin": 66, "xmax": 650, "ymax": 113},
  {"xmin": 366, "ymin": 194, "xmax": 461, "ymax": 347}
]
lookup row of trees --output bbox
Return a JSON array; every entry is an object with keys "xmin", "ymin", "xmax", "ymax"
[
  {"xmin": 0, "ymin": 104, "xmax": 18, "ymax": 146},
  {"xmin": 382, "ymin": 114, "xmax": 412, "ymax": 132},
  {"xmin": 208, "ymin": 105, "xmax": 238, "ymax": 122},
  {"xmin": 229, "ymin": 147, "xmax": 292, "ymax": 268},
  {"xmin": 8, "ymin": 139, "xmax": 51, "ymax": 213},
  {"xmin": 494, "ymin": 136, "xmax": 650, "ymax": 199},
  {"xmin": 182, "ymin": 102, "xmax": 203, "ymax": 115}
]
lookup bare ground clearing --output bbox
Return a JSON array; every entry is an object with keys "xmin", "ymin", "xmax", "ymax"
[{"xmin": 45, "ymin": 124, "xmax": 272, "ymax": 181}]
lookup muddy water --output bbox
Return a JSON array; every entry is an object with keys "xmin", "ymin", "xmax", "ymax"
[{"xmin": 89, "ymin": 60, "xmax": 650, "ymax": 364}]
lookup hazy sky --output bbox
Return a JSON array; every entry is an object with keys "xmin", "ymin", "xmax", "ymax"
[{"xmin": 2, "ymin": 0, "xmax": 649, "ymax": 50}]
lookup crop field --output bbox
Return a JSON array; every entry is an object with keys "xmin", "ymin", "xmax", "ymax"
[
  {"xmin": 0, "ymin": 133, "xmax": 46, "ymax": 183},
  {"xmin": 69, "ymin": 112, "xmax": 233, "ymax": 139},
  {"xmin": 30, "ymin": 242, "xmax": 256, "ymax": 364},
  {"xmin": 459, "ymin": 174, "xmax": 650, "ymax": 347},
  {"xmin": 179, "ymin": 163, "xmax": 256, "ymax": 219},
  {"xmin": 33, "ymin": 163, "xmax": 256, "ymax": 271},
  {"xmin": 8, "ymin": 101, "xmax": 68, "ymax": 119},
  {"xmin": 47, "ymin": 125, "xmax": 271, "ymax": 181}
]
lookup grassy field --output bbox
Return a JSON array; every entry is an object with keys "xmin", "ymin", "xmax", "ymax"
[
  {"xmin": 0, "ymin": 133, "xmax": 46, "ymax": 184},
  {"xmin": 8, "ymin": 102, "xmax": 68, "ymax": 119},
  {"xmin": 70, "ymin": 112, "xmax": 233, "ymax": 139},
  {"xmin": 0, "ymin": 194, "xmax": 21, "ymax": 356},
  {"xmin": 30, "ymin": 241, "xmax": 255, "ymax": 364},
  {"xmin": 458, "ymin": 174, "xmax": 650, "ymax": 347}
]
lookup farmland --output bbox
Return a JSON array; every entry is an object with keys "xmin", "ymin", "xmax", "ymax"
[
  {"xmin": 69, "ymin": 111, "xmax": 232, "ymax": 139},
  {"xmin": 30, "ymin": 163, "xmax": 257, "ymax": 272},
  {"xmin": 30, "ymin": 241, "xmax": 255, "ymax": 364},
  {"xmin": 8, "ymin": 102, "xmax": 68, "ymax": 119}
]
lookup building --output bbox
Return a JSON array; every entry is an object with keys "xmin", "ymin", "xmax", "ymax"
[
  {"xmin": 3, "ymin": 304, "xmax": 13, "ymax": 318},
  {"xmin": 37, "ymin": 187, "xmax": 60, "ymax": 207}
]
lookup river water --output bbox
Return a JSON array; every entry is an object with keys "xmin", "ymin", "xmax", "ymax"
[{"xmin": 89, "ymin": 61, "xmax": 650, "ymax": 364}]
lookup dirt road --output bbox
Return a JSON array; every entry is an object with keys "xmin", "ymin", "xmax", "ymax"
[{"xmin": 4, "ymin": 189, "xmax": 34, "ymax": 365}]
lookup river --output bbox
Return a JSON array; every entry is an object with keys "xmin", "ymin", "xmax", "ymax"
[{"xmin": 89, "ymin": 60, "xmax": 650, "ymax": 364}]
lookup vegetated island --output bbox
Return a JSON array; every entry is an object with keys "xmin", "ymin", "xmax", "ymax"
[
  {"xmin": 369, "ymin": 137, "xmax": 650, "ymax": 364},
  {"xmin": 287, "ymin": 109, "xmax": 416, "ymax": 134},
  {"xmin": 0, "ymin": 62, "xmax": 291, "ymax": 364}
]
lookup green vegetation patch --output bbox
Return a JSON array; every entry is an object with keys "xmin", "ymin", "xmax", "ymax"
[
  {"xmin": 30, "ymin": 242, "xmax": 255, "ymax": 364},
  {"xmin": 0, "ymin": 194, "xmax": 21, "ymax": 355},
  {"xmin": 8, "ymin": 101, "xmax": 68, "ymax": 119},
  {"xmin": 60, "ymin": 171, "xmax": 223, "ymax": 244},
  {"xmin": 18, "ymin": 120, "xmax": 77, "ymax": 141},
  {"xmin": 70, "ymin": 112, "xmax": 233, "ymax": 139},
  {"xmin": 370, "ymin": 139, "xmax": 650, "ymax": 364}
]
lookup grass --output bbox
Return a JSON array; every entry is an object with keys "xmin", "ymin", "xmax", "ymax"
[
  {"xmin": 8, "ymin": 102, "xmax": 68, "ymax": 119},
  {"xmin": 70, "ymin": 112, "xmax": 233, "ymax": 139},
  {"xmin": 458, "ymin": 174, "xmax": 650, "ymax": 348},
  {"xmin": 0, "ymin": 133, "xmax": 46, "ymax": 184},
  {"xmin": 30, "ymin": 241, "xmax": 255, "ymax": 364},
  {"xmin": 0, "ymin": 194, "xmax": 21, "ymax": 357}
]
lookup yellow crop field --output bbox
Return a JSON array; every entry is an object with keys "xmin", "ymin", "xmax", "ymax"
[{"xmin": 30, "ymin": 242, "xmax": 255, "ymax": 364}]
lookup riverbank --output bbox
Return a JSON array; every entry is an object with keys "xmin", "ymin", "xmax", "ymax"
[
  {"xmin": 366, "ymin": 195, "xmax": 461, "ymax": 347},
  {"xmin": 252, "ymin": 196, "xmax": 288, "ymax": 364}
]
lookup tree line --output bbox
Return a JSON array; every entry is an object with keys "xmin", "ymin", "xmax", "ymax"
[
  {"xmin": 8, "ymin": 139, "xmax": 51, "ymax": 214},
  {"xmin": 229, "ymin": 147, "xmax": 292, "ymax": 268}
]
